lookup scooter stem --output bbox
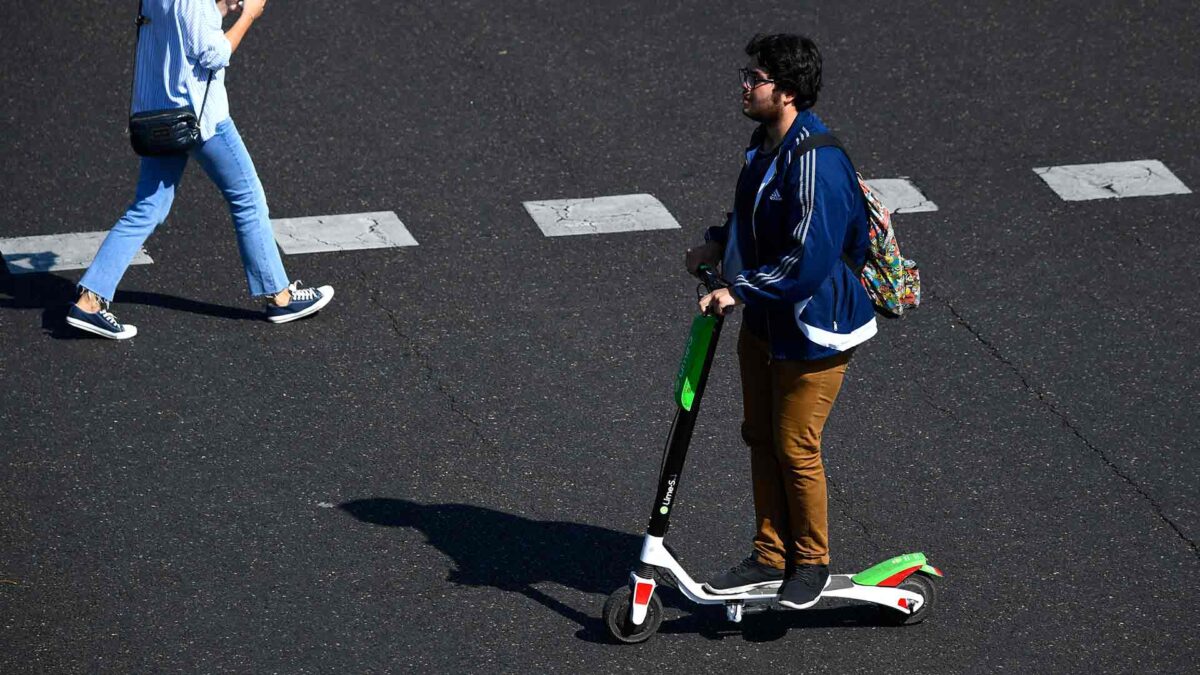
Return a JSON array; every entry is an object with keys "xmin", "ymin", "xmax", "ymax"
[{"xmin": 645, "ymin": 267, "xmax": 727, "ymax": 538}]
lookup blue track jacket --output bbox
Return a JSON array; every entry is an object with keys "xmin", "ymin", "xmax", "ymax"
[{"xmin": 705, "ymin": 110, "xmax": 877, "ymax": 361}]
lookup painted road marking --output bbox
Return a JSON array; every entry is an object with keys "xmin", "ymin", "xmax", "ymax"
[
  {"xmin": 0, "ymin": 231, "xmax": 152, "ymax": 275},
  {"xmin": 523, "ymin": 194, "xmax": 680, "ymax": 237},
  {"xmin": 270, "ymin": 211, "xmax": 417, "ymax": 254},
  {"xmin": 865, "ymin": 179, "xmax": 938, "ymax": 213},
  {"xmin": 1034, "ymin": 160, "xmax": 1191, "ymax": 201}
]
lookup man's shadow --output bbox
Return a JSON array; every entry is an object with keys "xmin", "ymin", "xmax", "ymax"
[
  {"xmin": 339, "ymin": 498, "xmax": 891, "ymax": 643},
  {"xmin": 0, "ymin": 265, "xmax": 260, "ymax": 339},
  {"xmin": 340, "ymin": 498, "xmax": 646, "ymax": 641}
]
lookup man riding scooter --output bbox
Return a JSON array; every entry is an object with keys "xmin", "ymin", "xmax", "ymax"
[{"xmin": 685, "ymin": 32, "xmax": 877, "ymax": 610}]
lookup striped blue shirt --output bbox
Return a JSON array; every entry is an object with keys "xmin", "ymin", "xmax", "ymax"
[{"xmin": 132, "ymin": 0, "xmax": 231, "ymax": 141}]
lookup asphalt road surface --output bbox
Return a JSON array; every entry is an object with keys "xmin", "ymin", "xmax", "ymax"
[{"xmin": 2, "ymin": 1, "xmax": 1197, "ymax": 673}]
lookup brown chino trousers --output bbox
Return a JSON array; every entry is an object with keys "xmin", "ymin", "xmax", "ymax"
[{"xmin": 737, "ymin": 326, "xmax": 852, "ymax": 568}]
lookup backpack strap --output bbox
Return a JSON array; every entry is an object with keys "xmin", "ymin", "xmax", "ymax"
[
  {"xmin": 793, "ymin": 133, "xmax": 869, "ymax": 275},
  {"xmin": 794, "ymin": 132, "xmax": 846, "ymax": 158}
]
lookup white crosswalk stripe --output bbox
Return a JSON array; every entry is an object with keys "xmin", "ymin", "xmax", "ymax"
[
  {"xmin": 1034, "ymin": 160, "xmax": 1191, "ymax": 201},
  {"xmin": 270, "ymin": 211, "xmax": 417, "ymax": 255},
  {"xmin": 523, "ymin": 194, "xmax": 680, "ymax": 237},
  {"xmin": 864, "ymin": 178, "xmax": 938, "ymax": 213},
  {"xmin": 0, "ymin": 231, "xmax": 153, "ymax": 275}
]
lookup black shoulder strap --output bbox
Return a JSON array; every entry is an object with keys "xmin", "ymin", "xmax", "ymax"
[
  {"xmin": 795, "ymin": 133, "xmax": 848, "ymax": 160},
  {"xmin": 128, "ymin": 0, "xmax": 147, "ymax": 121},
  {"xmin": 794, "ymin": 132, "xmax": 869, "ymax": 274}
]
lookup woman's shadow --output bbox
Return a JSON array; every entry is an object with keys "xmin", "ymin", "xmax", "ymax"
[
  {"xmin": 0, "ymin": 268, "xmax": 260, "ymax": 338},
  {"xmin": 339, "ymin": 498, "xmax": 888, "ymax": 643}
]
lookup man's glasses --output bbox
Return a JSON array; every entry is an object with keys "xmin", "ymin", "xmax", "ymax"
[{"xmin": 740, "ymin": 68, "xmax": 775, "ymax": 90}]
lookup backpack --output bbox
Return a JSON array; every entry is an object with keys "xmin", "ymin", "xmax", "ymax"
[{"xmin": 794, "ymin": 133, "xmax": 922, "ymax": 317}]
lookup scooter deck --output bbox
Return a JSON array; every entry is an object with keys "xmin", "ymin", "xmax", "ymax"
[{"xmin": 704, "ymin": 574, "xmax": 855, "ymax": 604}]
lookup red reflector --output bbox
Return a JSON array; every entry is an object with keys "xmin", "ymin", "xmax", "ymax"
[
  {"xmin": 898, "ymin": 598, "xmax": 908, "ymax": 609},
  {"xmin": 634, "ymin": 582, "xmax": 654, "ymax": 605}
]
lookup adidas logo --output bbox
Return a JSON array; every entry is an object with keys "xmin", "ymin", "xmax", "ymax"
[{"xmin": 768, "ymin": 189, "xmax": 782, "ymax": 201}]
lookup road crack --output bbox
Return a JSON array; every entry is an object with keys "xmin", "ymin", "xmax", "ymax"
[
  {"xmin": 349, "ymin": 266, "xmax": 503, "ymax": 457},
  {"xmin": 827, "ymin": 473, "xmax": 882, "ymax": 555},
  {"xmin": 939, "ymin": 297, "xmax": 1198, "ymax": 560}
]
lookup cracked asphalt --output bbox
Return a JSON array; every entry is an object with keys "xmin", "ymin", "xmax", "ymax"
[{"xmin": 2, "ymin": 1, "xmax": 1197, "ymax": 673}]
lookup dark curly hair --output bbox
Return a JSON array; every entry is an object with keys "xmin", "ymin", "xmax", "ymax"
[{"xmin": 745, "ymin": 33, "xmax": 822, "ymax": 110}]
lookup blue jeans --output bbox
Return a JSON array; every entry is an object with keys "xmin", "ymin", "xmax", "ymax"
[{"xmin": 80, "ymin": 118, "xmax": 289, "ymax": 303}]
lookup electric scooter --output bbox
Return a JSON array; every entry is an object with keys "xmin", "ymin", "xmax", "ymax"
[{"xmin": 602, "ymin": 265, "xmax": 944, "ymax": 643}]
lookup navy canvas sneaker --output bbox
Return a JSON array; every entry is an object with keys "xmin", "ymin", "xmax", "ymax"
[
  {"xmin": 265, "ymin": 281, "xmax": 334, "ymax": 324},
  {"xmin": 777, "ymin": 563, "xmax": 830, "ymax": 610},
  {"xmin": 66, "ymin": 304, "xmax": 138, "ymax": 340},
  {"xmin": 702, "ymin": 557, "xmax": 785, "ymax": 595}
]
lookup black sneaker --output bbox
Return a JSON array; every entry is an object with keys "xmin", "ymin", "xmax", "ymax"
[
  {"xmin": 66, "ymin": 303, "xmax": 137, "ymax": 340},
  {"xmin": 265, "ymin": 281, "xmax": 334, "ymax": 324},
  {"xmin": 777, "ymin": 563, "xmax": 830, "ymax": 610},
  {"xmin": 702, "ymin": 557, "xmax": 785, "ymax": 595}
]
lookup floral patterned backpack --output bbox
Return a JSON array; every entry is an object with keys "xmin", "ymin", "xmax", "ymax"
[
  {"xmin": 795, "ymin": 133, "xmax": 922, "ymax": 317},
  {"xmin": 854, "ymin": 176, "xmax": 921, "ymax": 316}
]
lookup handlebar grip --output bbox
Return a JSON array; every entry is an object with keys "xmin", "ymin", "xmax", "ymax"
[{"xmin": 696, "ymin": 264, "xmax": 724, "ymax": 293}]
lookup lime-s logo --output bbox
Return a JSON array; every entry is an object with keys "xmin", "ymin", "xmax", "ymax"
[{"xmin": 660, "ymin": 477, "xmax": 677, "ymax": 515}]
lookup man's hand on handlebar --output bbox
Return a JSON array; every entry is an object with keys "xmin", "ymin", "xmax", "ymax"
[
  {"xmin": 685, "ymin": 241, "xmax": 723, "ymax": 276},
  {"xmin": 699, "ymin": 288, "xmax": 740, "ymax": 317}
]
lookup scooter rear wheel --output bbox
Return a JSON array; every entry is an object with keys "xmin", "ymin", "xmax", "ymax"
[
  {"xmin": 879, "ymin": 572, "xmax": 937, "ymax": 626},
  {"xmin": 603, "ymin": 585, "xmax": 664, "ymax": 644}
]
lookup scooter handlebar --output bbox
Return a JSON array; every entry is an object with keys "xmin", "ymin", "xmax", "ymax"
[{"xmin": 696, "ymin": 264, "xmax": 725, "ymax": 294}]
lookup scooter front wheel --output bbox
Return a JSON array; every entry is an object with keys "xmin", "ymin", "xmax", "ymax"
[{"xmin": 603, "ymin": 585, "xmax": 663, "ymax": 644}]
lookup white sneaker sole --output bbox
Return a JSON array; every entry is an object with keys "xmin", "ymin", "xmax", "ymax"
[
  {"xmin": 777, "ymin": 595, "xmax": 822, "ymax": 610},
  {"xmin": 267, "ymin": 286, "xmax": 334, "ymax": 324},
  {"xmin": 66, "ymin": 316, "xmax": 137, "ymax": 340}
]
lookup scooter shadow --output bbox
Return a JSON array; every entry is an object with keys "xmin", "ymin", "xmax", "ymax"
[
  {"xmin": 339, "ymin": 498, "xmax": 888, "ymax": 644},
  {"xmin": 658, "ymin": 602, "xmax": 892, "ymax": 643},
  {"xmin": 339, "ymin": 498, "xmax": 704, "ymax": 642}
]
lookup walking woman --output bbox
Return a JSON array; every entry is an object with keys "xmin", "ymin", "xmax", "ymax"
[{"xmin": 68, "ymin": 0, "xmax": 333, "ymax": 339}]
